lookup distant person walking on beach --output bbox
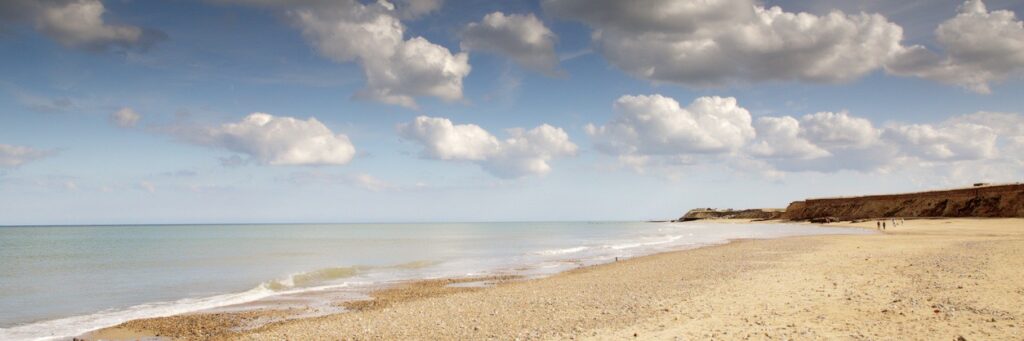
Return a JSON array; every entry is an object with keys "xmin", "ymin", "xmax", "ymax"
[
  {"xmin": 883, "ymin": 221, "xmax": 886, "ymax": 230},
  {"xmin": 877, "ymin": 221, "xmax": 881, "ymax": 229}
]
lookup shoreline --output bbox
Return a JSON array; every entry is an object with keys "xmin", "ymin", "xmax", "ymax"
[
  {"xmin": 77, "ymin": 220, "xmax": 845, "ymax": 340},
  {"xmin": 25, "ymin": 220, "xmax": 858, "ymax": 340},
  {"xmin": 83, "ymin": 238, "xmax": 773, "ymax": 341},
  {"xmin": 81, "ymin": 218, "xmax": 1024, "ymax": 339}
]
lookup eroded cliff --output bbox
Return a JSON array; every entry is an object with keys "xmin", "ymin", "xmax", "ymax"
[{"xmin": 781, "ymin": 183, "xmax": 1024, "ymax": 221}]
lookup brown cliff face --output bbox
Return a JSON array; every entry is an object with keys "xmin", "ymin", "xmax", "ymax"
[{"xmin": 781, "ymin": 183, "xmax": 1024, "ymax": 221}]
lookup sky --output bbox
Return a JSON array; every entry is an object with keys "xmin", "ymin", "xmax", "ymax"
[{"xmin": 1, "ymin": 0, "xmax": 1023, "ymax": 225}]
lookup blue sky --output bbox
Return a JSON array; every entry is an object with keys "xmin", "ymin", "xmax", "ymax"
[{"xmin": 1, "ymin": 0, "xmax": 1023, "ymax": 225}]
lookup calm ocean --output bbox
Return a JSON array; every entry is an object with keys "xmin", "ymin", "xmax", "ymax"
[{"xmin": 0, "ymin": 221, "xmax": 871, "ymax": 340}]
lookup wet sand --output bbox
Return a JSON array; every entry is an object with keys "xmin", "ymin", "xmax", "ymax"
[{"xmin": 84, "ymin": 218, "xmax": 1024, "ymax": 340}]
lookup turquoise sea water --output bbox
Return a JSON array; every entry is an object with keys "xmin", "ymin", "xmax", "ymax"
[{"xmin": 0, "ymin": 222, "xmax": 872, "ymax": 340}]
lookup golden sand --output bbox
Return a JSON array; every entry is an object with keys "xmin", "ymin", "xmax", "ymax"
[{"xmin": 83, "ymin": 218, "xmax": 1024, "ymax": 340}]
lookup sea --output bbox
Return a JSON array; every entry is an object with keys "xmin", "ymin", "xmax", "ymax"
[{"xmin": 0, "ymin": 221, "xmax": 873, "ymax": 340}]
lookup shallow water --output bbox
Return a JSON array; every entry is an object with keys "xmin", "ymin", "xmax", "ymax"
[{"xmin": 0, "ymin": 221, "xmax": 872, "ymax": 340}]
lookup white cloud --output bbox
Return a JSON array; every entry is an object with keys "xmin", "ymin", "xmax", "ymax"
[
  {"xmin": 482, "ymin": 124, "xmax": 579, "ymax": 178},
  {"xmin": 585, "ymin": 95, "xmax": 755, "ymax": 156},
  {"xmin": 750, "ymin": 111, "xmax": 890, "ymax": 173},
  {"xmin": 947, "ymin": 111, "xmax": 1024, "ymax": 137},
  {"xmin": 945, "ymin": 111, "xmax": 1024, "ymax": 159},
  {"xmin": 286, "ymin": 0, "xmax": 470, "ymax": 108},
  {"xmin": 798, "ymin": 111, "xmax": 880, "ymax": 149},
  {"xmin": 883, "ymin": 121, "xmax": 998, "ymax": 162},
  {"xmin": 396, "ymin": 116, "xmax": 500, "ymax": 160},
  {"xmin": 0, "ymin": 0, "xmax": 166, "ymax": 52},
  {"xmin": 461, "ymin": 12, "xmax": 562, "ymax": 76},
  {"xmin": 110, "ymin": 107, "xmax": 141, "ymax": 128},
  {"xmin": 583, "ymin": 94, "xmax": 882, "ymax": 174},
  {"xmin": 887, "ymin": 0, "xmax": 1024, "ymax": 93},
  {"xmin": 544, "ymin": 0, "xmax": 905, "ymax": 86},
  {"xmin": 888, "ymin": 110, "xmax": 1024, "ymax": 161},
  {"xmin": 748, "ymin": 116, "xmax": 829, "ymax": 160},
  {"xmin": 398, "ymin": 116, "xmax": 577, "ymax": 178},
  {"xmin": 585, "ymin": 93, "xmax": 1023, "ymax": 176},
  {"xmin": 758, "ymin": 110, "xmax": 1020, "ymax": 172},
  {"xmin": 176, "ymin": 112, "xmax": 356, "ymax": 166},
  {"xmin": 0, "ymin": 144, "xmax": 54, "ymax": 168},
  {"xmin": 544, "ymin": 0, "xmax": 1022, "ymax": 93},
  {"xmin": 877, "ymin": 111, "xmax": 1024, "ymax": 183}
]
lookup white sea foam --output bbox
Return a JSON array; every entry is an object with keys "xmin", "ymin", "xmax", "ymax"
[
  {"xmin": 0, "ymin": 271, "xmax": 370, "ymax": 341},
  {"xmin": 0, "ymin": 285, "xmax": 275, "ymax": 341},
  {"xmin": 608, "ymin": 235, "xmax": 683, "ymax": 250},
  {"xmin": 535, "ymin": 246, "xmax": 589, "ymax": 256}
]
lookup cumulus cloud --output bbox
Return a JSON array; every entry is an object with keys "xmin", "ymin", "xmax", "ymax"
[
  {"xmin": 0, "ymin": 0, "xmax": 166, "ymax": 52},
  {"xmin": 748, "ymin": 111, "xmax": 893, "ymax": 173},
  {"xmin": 585, "ymin": 95, "xmax": 755, "ymax": 157},
  {"xmin": 798, "ymin": 111, "xmax": 880, "ymax": 149},
  {"xmin": 0, "ymin": 144, "xmax": 55, "ymax": 168},
  {"xmin": 887, "ymin": 0, "xmax": 1024, "ymax": 93},
  {"xmin": 748, "ymin": 116, "xmax": 829, "ymax": 160},
  {"xmin": 747, "ymin": 110, "xmax": 1016, "ymax": 173},
  {"xmin": 760, "ymin": 112, "xmax": 1023, "ymax": 173},
  {"xmin": 874, "ymin": 112, "xmax": 1024, "ymax": 183},
  {"xmin": 397, "ymin": 116, "xmax": 577, "ymax": 178},
  {"xmin": 586, "ymin": 93, "xmax": 1024, "ymax": 175},
  {"xmin": 945, "ymin": 111, "xmax": 1024, "ymax": 159},
  {"xmin": 461, "ymin": 12, "xmax": 562, "ymax": 76},
  {"xmin": 544, "ymin": 0, "xmax": 1022, "ymax": 93},
  {"xmin": 221, "ymin": 0, "xmax": 470, "ymax": 108},
  {"xmin": 883, "ymin": 121, "xmax": 998, "ymax": 162},
  {"xmin": 543, "ymin": 0, "xmax": 905, "ymax": 86},
  {"xmin": 174, "ymin": 113, "xmax": 356, "ymax": 166},
  {"xmin": 396, "ymin": 116, "xmax": 500, "ymax": 160},
  {"xmin": 110, "ymin": 107, "xmax": 140, "ymax": 128},
  {"xmin": 948, "ymin": 111, "xmax": 1024, "ymax": 137}
]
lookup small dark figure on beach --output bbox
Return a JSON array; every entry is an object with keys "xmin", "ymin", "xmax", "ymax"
[
  {"xmin": 883, "ymin": 221, "xmax": 886, "ymax": 230},
  {"xmin": 877, "ymin": 221, "xmax": 881, "ymax": 229}
]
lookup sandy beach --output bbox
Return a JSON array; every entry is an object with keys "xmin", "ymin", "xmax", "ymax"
[{"xmin": 84, "ymin": 218, "xmax": 1024, "ymax": 340}]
